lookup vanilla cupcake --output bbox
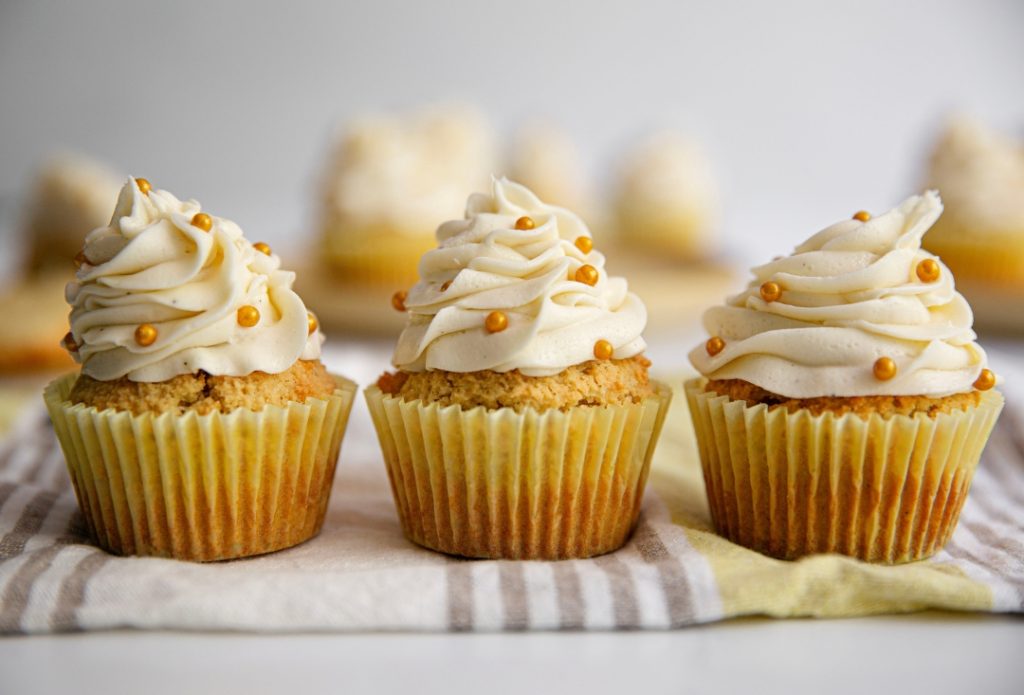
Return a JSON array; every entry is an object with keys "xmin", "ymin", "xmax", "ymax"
[
  {"xmin": 923, "ymin": 117, "xmax": 1024, "ymax": 329},
  {"xmin": 318, "ymin": 104, "xmax": 497, "ymax": 288},
  {"xmin": 43, "ymin": 178, "xmax": 356, "ymax": 562},
  {"xmin": 612, "ymin": 131, "xmax": 719, "ymax": 262},
  {"xmin": 686, "ymin": 192, "xmax": 1002, "ymax": 563},
  {"xmin": 366, "ymin": 178, "xmax": 671, "ymax": 560}
]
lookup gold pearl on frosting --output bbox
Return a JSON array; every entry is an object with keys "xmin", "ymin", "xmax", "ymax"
[
  {"xmin": 253, "ymin": 242, "xmax": 272, "ymax": 256},
  {"xmin": 392, "ymin": 290, "xmax": 407, "ymax": 312},
  {"xmin": 136, "ymin": 178, "xmax": 152, "ymax": 195},
  {"xmin": 485, "ymin": 310, "xmax": 508, "ymax": 333},
  {"xmin": 307, "ymin": 312, "xmax": 318, "ymax": 335},
  {"xmin": 62, "ymin": 331, "xmax": 78, "ymax": 353},
  {"xmin": 759, "ymin": 281, "xmax": 782, "ymax": 302},
  {"xmin": 916, "ymin": 258, "xmax": 940, "ymax": 283},
  {"xmin": 852, "ymin": 210, "xmax": 871, "ymax": 222},
  {"xmin": 973, "ymin": 368, "xmax": 996, "ymax": 391},
  {"xmin": 191, "ymin": 212, "xmax": 212, "ymax": 232},
  {"xmin": 706, "ymin": 336, "xmax": 725, "ymax": 356},
  {"xmin": 514, "ymin": 216, "xmax": 535, "ymax": 230},
  {"xmin": 575, "ymin": 236, "xmax": 593, "ymax": 254},
  {"xmin": 593, "ymin": 339, "xmax": 614, "ymax": 360},
  {"xmin": 73, "ymin": 251, "xmax": 88, "ymax": 269},
  {"xmin": 237, "ymin": 305, "xmax": 260, "ymax": 327},
  {"xmin": 134, "ymin": 323, "xmax": 157, "ymax": 347},
  {"xmin": 440, "ymin": 280, "xmax": 452, "ymax": 292},
  {"xmin": 873, "ymin": 357, "xmax": 897, "ymax": 381},
  {"xmin": 575, "ymin": 264, "xmax": 599, "ymax": 286}
]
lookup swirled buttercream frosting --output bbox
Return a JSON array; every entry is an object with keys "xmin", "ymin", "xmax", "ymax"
[
  {"xmin": 392, "ymin": 178, "xmax": 647, "ymax": 376},
  {"xmin": 689, "ymin": 191, "xmax": 987, "ymax": 398},
  {"xmin": 66, "ymin": 179, "xmax": 323, "ymax": 382}
]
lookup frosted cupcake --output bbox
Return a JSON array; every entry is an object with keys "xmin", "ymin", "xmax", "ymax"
[
  {"xmin": 612, "ymin": 131, "xmax": 719, "ymax": 262},
  {"xmin": 366, "ymin": 178, "xmax": 671, "ymax": 560},
  {"xmin": 318, "ymin": 104, "xmax": 496, "ymax": 289},
  {"xmin": 686, "ymin": 192, "xmax": 1003, "ymax": 563},
  {"xmin": 43, "ymin": 177, "xmax": 357, "ymax": 561},
  {"xmin": 923, "ymin": 117, "xmax": 1024, "ymax": 330}
]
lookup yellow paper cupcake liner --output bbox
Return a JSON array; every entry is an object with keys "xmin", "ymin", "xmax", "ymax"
[
  {"xmin": 365, "ymin": 383, "xmax": 672, "ymax": 560},
  {"xmin": 322, "ymin": 225, "xmax": 437, "ymax": 288},
  {"xmin": 43, "ymin": 372, "xmax": 357, "ymax": 562},
  {"xmin": 685, "ymin": 379, "xmax": 1003, "ymax": 564},
  {"xmin": 924, "ymin": 219, "xmax": 1024, "ymax": 289}
]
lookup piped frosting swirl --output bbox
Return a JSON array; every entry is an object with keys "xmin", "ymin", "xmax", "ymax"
[
  {"xmin": 67, "ymin": 179, "xmax": 323, "ymax": 382},
  {"xmin": 392, "ymin": 178, "xmax": 647, "ymax": 376},
  {"xmin": 689, "ymin": 191, "xmax": 987, "ymax": 398}
]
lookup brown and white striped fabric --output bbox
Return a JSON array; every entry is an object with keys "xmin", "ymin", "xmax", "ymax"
[{"xmin": 0, "ymin": 390, "xmax": 1022, "ymax": 634}]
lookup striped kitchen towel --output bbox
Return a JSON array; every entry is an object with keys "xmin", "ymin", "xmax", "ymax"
[{"xmin": 0, "ymin": 384, "xmax": 1021, "ymax": 634}]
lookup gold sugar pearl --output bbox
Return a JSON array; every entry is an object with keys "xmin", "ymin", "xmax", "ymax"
[
  {"xmin": 392, "ymin": 290, "xmax": 407, "ymax": 312},
  {"xmin": 514, "ymin": 216, "xmax": 535, "ymax": 230},
  {"xmin": 706, "ymin": 336, "xmax": 725, "ymax": 356},
  {"xmin": 136, "ymin": 178, "xmax": 152, "ymax": 195},
  {"xmin": 973, "ymin": 368, "xmax": 996, "ymax": 391},
  {"xmin": 191, "ymin": 212, "xmax": 212, "ymax": 232},
  {"xmin": 916, "ymin": 258, "xmax": 940, "ymax": 283},
  {"xmin": 760, "ymin": 281, "xmax": 782, "ymax": 302},
  {"xmin": 253, "ymin": 242, "xmax": 272, "ymax": 256},
  {"xmin": 593, "ymin": 339, "xmax": 614, "ymax": 360},
  {"xmin": 575, "ymin": 264, "xmax": 599, "ymax": 286},
  {"xmin": 852, "ymin": 210, "xmax": 871, "ymax": 222},
  {"xmin": 62, "ymin": 331, "xmax": 78, "ymax": 353},
  {"xmin": 73, "ymin": 250, "xmax": 88, "ymax": 269},
  {"xmin": 307, "ymin": 312, "xmax": 318, "ymax": 335},
  {"xmin": 485, "ymin": 310, "xmax": 508, "ymax": 333},
  {"xmin": 237, "ymin": 305, "xmax": 260, "ymax": 327},
  {"xmin": 575, "ymin": 236, "xmax": 593, "ymax": 254},
  {"xmin": 134, "ymin": 323, "xmax": 158, "ymax": 346},
  {"xmin": 873, "ymin": 357, "xmax": 897, "ymax": 381},
  {"xmin": 440, "ymin": 280, "xmax": 452, "ymax": 292}
]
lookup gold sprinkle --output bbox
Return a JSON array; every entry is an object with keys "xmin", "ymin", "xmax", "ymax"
[
  {"xmin": 514, "ymin": 216, "xmax": 535, "ymax": 230},
  {"xmin": 73, "ymin": 251, "xmax": 88, "ymax": 269},
  {"xmin": 593, "ymin": 339, "xmax": 614, "ymax": 360},
  {"xmin": 392, "ymin": 290, "xmax": 407, "ymax": 312},
  {"xmin": 706, "ymin": 336, "xmax": 725, "ymax": 356},
  {"xmin": 62, "ymin": 331, "xmax": 78, "ymax": 353},
  {"xmin": 440, "ymin": 280, "xmax": 452, "ymax": 292},
  {"xmin": 973, "ymin": 368, "xmax": 996, "ymax": 391},
  {"xmin": 485, "ymin": 310, "xmax": 508, "ymax": 333},
  {"xmin": 191, "ymin": 212, "xmax": 212, "ymax": 232},
  {"xmin": 237, "ymin": 305, "xmax": 260, "ymax": 327},
  {"xmin": 574, "ymin": 264, "xmax": 599, "ymax": 286},
  {"xmin": 136, "ymin": 178, "xmax": 152, "ymax": 195},
  {"xmin": 853, "ymin": 210, "xmax": 871, "ymax": 222},
  {"xmin": 253, "ymin": 242, "xmax": 272, "ymax": 256},
  {"xmin": 873, "ymin": 357, "xmax": 897, "ymax": 381},
  {"xmin": 307, "ymin": 312, "xmax": 318, "ymax": 335},
  {"xmin": 760, "ymin": 281, "xmax": 782, "ymax": 302},
  {"xmin": 134, "ymin": 323, "xmax": 157, "ymax": 346},
  {"xmin": 575, "ymin": 236, "xmax": 593, "ymax": 254},
  {"xmin": 916, "ymin": 258, "xmax": 940, "ymax": 283}
]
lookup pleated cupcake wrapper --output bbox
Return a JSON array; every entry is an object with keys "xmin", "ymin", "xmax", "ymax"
[
  {"xmin": 365, "ymin": 383, "xmax": 672, "ymax": 560},
  {"xmin": 43, "ymin": 373, "xmax": 357, "ymax": 562},
  {"xmin": 685, "ymin": 379, "xmax": 1004, "ymax": 564}
]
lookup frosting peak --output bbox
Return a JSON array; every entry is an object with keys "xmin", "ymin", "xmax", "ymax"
[
  {"xmin": 67, "ymin": 179, "xmax": 323, "ymax": 382},
  {"xmin": 689, "ymin": 192, "xmax": 987, "ymax": 398},
  {"xmin": 392, "ymin": 178, "xmax": 647, "ymax": 376}
]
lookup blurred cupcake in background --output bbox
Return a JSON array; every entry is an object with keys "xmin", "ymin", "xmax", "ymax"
[
  {"xmin": 508, "ymin": 122, "xmax": 590, "ymax": 212},
  {"xmin": 603, "ymin": 131, "xmax": 733, "ymax": 332},
  {"xmin": 0, "ymin": 154, "xmax": 121, "ymax": 375},
  {"xmin": 44, "ymin": 177, "xmax": 357, "ymax": 561},
  {"xmin": 305, "ymin": 103, "xmax": 497, "ymax": 333},
  {"xmin": 923, "ymin": 117, "xmax": 1024, "ymax": 332}
]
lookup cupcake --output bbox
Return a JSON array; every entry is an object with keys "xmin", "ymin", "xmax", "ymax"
[
  {"xmin": 612, "ymin": 131, "xmax": 719, "ymax": 262},
  {"xmin": 317, "ymin": 104, "xmax": 496, "ymax": 289},
  {"xmin": 923, "ymin": 117, "xmax": 1024, "ymax": 330},
  {"xmin": 366, "ymin": 178, "xmax": 671, "ymax": 560},
  {"xmin": 43, "ymin": 177, "xmax": 357, "ymax": 562},
  {"xmin": 686, "ymin": 191, "xmax": 1003, "ymax": 563}
]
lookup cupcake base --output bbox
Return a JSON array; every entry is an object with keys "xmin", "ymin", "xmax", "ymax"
[
  {"xmin": 685, "ymin": 379, "xmax": 1003, "ymax": 564},
  {"xmin": 43, "ymin": 372, "xmax": 357, "ymax": 562},
  {"xmin": 365, "ymin": 383, "xmax": 672, "ymax": 560}
]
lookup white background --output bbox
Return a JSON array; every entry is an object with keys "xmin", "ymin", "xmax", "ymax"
[{"xmin": 1, "ymin": 0, "xmax": 1022, "ymax": 265}]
